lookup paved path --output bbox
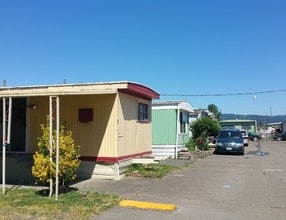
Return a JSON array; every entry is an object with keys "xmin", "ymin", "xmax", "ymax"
[{"xmin": 72, "ymin": 140, "xmax": 286, "ymax": 220}]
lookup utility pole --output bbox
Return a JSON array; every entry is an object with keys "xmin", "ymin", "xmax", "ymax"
[{"xmin": 270, "ymin": 107, "xmax": 272, "ymax": 123}]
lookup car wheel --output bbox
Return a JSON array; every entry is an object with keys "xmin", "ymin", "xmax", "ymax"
[
  {"xmin": 277, "ymin": 137, "xmax": 282, "ymax": 141},
  {"xmin": 253, "ymin": 137, "xmax": 258, "ymax": 141},
  {"xmin": 241, "ymin": 149, "xmax": 245, "ymax": 155}
]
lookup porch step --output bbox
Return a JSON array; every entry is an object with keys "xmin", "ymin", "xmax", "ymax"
[{"xmin": 132, "ymin": 155, "xmax": 158, "ymax": 164}]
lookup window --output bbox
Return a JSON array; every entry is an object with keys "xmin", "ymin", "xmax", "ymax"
[
  {"xmin": 242, "ymin": 125, "xmax": 251, "ymax": 131},
  {"xmin": 180, "ymin": 111, "xmax": 188, "ymax": 133},
  {"xmin": 138, "ymin": 103, "xmax": 149, "ymax": 121},
  {"xmin": 79, "ymin": 108, "xmax": 93, "ymax": 122}
]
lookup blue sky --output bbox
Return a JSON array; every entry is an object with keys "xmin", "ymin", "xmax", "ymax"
[{"xmin": 1, "ymin": 0, "xmax": 285, "ymax": 116}]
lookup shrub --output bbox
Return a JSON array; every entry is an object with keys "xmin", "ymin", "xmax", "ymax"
[
  {"xmin": 190, "ymin": 117, "xmax": 220, "ymax": 151},
  {"xmin": 32, "ymin": 118, "xmax": 80, "ymax": 195},
  {"xmin": 185, "ymin": 139, "xmax": 196, "ymax": 151}
]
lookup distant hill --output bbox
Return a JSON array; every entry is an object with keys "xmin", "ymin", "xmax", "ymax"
[{"xmin": 221, "ymin": 114, "xmax": 286, "ymax": 125}]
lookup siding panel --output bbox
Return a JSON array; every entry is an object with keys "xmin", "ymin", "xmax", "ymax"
[
  {"xmin": 152, "ymin": 109, "xmax": 177, "ymax": 145},
  {"xmin": 117, "ymin": 93, "xmax": 152, "ymax": 156},
  {"xmin": 28, "ymin": 94, "xmax": 118, "ymax": 157}
]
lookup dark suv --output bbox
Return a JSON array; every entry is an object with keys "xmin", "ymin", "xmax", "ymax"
[{"xmin": 215, "ymin": 129, "xmax": 244, "ymax": 155}]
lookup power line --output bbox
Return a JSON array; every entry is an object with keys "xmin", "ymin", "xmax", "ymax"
[{"xmin": 161, "ymin": 89, "xmax": 286, "ymax": 97}]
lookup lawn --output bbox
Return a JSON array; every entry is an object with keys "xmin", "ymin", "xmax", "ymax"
[{"xmin": 0, "ymin": 188, "xmax": 120, "ymax": 220}]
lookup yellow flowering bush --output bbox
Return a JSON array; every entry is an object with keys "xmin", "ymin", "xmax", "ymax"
[{"xmin": 32, "ymin": 119, "xmax": 80, "ymax": 192}]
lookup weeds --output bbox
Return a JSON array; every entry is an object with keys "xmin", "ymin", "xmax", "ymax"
[{"xmin": 126, "ymin": 163, "xmax": 179, "ymax": 178}]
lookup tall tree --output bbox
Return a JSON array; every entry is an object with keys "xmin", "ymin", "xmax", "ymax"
[{"xmin": 208, "ymin": 104, "xmax": 222, "ymax": 121}]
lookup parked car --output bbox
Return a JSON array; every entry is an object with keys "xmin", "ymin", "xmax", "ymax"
[
  {"xmin": 240, "ymin": 129, "xmax": 249, "ymax": 146},
  {"xmin": 274, "ymin": 132, "xmax": 286, "ymax": 141},
  {"xmin": 248, "ymin": 132, "xmax": 261, "ymax": 141},
  {"xmin": 215, "ymin": 129, "xmax": 244, "ymax": 155}
]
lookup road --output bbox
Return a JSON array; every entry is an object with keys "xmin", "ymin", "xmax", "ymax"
[{"xmin": 91, "ymin": 140, "xmax": 286, "ymax": 220}]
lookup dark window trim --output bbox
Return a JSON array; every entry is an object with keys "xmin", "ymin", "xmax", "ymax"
[{"xmin": 137, "ymin": 103, "xmax": 150, "ymax": 122}]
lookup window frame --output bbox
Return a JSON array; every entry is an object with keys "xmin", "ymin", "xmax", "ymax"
[{"xmin": 137, "ymin": 103, "xmax": 150, "ymax": 122}]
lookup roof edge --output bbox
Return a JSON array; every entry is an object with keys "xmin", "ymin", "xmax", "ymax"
[
  {"xmin": 118, "ymin": 82, "xmax": 160, "ymax": 100},
  {"xmin": 0, "ymin": 81, "xmax": 160, "ymax": 99}
]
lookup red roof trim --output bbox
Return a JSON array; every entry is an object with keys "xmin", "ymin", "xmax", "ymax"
[
  {"xmin": 118, "ymin": 82, "xmax": 159, "ymax": 100},
  {"xmin": 80, "ymin": 151, "xmax": 152, "ymax": 162}
]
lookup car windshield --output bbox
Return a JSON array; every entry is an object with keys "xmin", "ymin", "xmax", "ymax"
[{"xmin": 219, "ymin": 130, "xmax": 241, "ymax": 138}]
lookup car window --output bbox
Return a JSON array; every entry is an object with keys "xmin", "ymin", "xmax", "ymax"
[
  {"xmin": 219, "ymin": 130, "xmax": 241, "ymax": 138},
  {"xmin": 241, "ymin": 131, "xmax": 246, "ymax": 136}
]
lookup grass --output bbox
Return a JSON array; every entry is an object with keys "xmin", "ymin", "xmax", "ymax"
[
  {"xmin": 125, "ymin": 163, "xmax": 179, "ymax": 178},
  {"xmin": 182, "ymin": 161, "xmax": 194, "ymax": 167},
  {"xmin": 0, "ymin": 188, "xmax": 120, "ymax": 220}
]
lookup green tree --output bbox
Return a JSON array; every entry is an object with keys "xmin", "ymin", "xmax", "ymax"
[
  {"xmin": 190, "ymin": 117, "xmax": 221, "ymax": 150},
  {"xmin": 32, "ymin": 118, "xmax": 80, "ymax": 196},
  {"xmin": 208, "ymin": 104, "xmax": 222, "ymax": 121}
]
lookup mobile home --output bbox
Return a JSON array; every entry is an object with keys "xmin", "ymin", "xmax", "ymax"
[
  {"xmin": 152, "ymin": 101, "xmax": 193, "ymax": 159},
  {"xmin": 0, "ymin": 81, "xmax": 159, "ymax": 181}
]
